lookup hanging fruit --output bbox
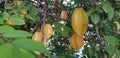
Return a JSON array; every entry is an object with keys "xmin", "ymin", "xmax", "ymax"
[
  {"xmin": 114, "ymin": 22, "xmax": 120, "ymax": 30},
  {"xmin": 70, "ymin": 33, "xmax": 84, "ymax": 50},
  {"xmin": 17, "ymin": 0, "xmax": 23, "ymax": 6},
  {"xmin": 60, "ymin": 10, "xmax": 68, "ymax": 20},
  {"xmin": 32, "ymin": 31, "xmax": 42, "ymax": 42},
  {"xmin": 20, "ymin": 7, "xmax": 27, "ymax": 15},
  {"xmin": 71, "ymin": 8, "xmax": 89, "ymax": 35},
  {"xmin": 7, "ymin": 18, "xmax": 14, "ymax": 26},
  {"xmin": 43, "ymin": 23, "xmax": 53, "ymax": 40},
  {"xmin": 32, "ymin": 31, "xmax": 47, "ymax": 55}
]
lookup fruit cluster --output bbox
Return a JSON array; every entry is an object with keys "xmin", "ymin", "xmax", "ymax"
[{"xmin": 70, "ymin": 8, "xmax": 89, "ymax": 50}]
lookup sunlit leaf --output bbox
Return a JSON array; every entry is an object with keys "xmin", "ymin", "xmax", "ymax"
[
  {"xmin": 0, "ymin": 43, "xmax": 19, "ymax": 58},
  {"xmin": 0, "ymin": 43, "xmax": 35, "ymax": 58},
  {"xmin": 0, "ymin": 25, "xmax": 14, "ymax": 33},
  {"xmin": 0, "ymin": 38, "xmax": 5, "ymax": 44},
  {"xmin": 10, "ymin": 15, "xmax": 25, "ymax": 25},
  {"xmin": 3, "ymin": 30, "xmax": 32, "ymax": 38},
  {"xmin": 19, "ymin": 48, "xmax": 35, "ymax": 58},
  {"xmin": 13, "ymin": 39, "xmax": 47, "ymax": 52}
]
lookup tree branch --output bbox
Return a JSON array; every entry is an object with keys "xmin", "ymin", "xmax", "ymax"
[
  {"xmin": 88, "ymin": 0, "xmax": 97, "ymax": 5},
  {"xmin": 95, "ymin": 25, "xmax": 104, "ymax": 57},
  {"xmin": 39, "ymin": 0, "xmax": 48, "ymax": 58}
]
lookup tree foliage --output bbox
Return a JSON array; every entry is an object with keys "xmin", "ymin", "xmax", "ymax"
[{"xmin": 0, "ymin": 0, "xmax": 120, "ymax": 58}]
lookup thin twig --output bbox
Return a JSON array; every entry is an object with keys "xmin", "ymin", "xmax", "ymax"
[
  {"xmin": 47, "ymin": 13, "xmax": 61, "ymax": 19},
  {"xmin": 89, "ymin": 0, "xmax": 97, "ymax": 5},
  {"xmin": 39, "ymin": 0, "xmax": 48, "ymax": 58},
  {"xmin": 95, "ymin": 25, "xmax": 104, "ymax": 57}
]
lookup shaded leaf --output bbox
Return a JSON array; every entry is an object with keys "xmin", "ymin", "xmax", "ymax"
[
  {"xmin": 6, "ymin": 3, "xmax": 13, "ymax": 9},
  {"xmin": 25, "ymin": 14, "xmax": 34, "ymax": 20},
  {"xmin": 87, "ymin": 8, "xmax": 96, "ymax": 16},
  {"xmin": 91, "ymin": 13, "xmax": 100, "ymax": 24},
  {"xmin": 104, "ymin": 36, "xmax": 119, "ymax": 45},
  {"xmin": 104, "ymin": 46, "xmax": 117, "ymax": 54},
  {"xmin": 102, "ymin": 2, "xmax": 112, "ymax": 13},
  {"xmin": 108, "ymin": 8, "xmax": 114, "ymax": 20},
  {"xmin": 49, "ymin": 44, "xmax": 55, "ymax": 50}
]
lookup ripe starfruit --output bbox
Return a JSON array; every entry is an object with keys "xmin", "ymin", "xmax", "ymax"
[
  {"xmin": 7, "ymin": 18, "xmax": 14, "ymax": 26},
  {"xmin": 71, "ymin": 8, "xmax": 89, "ymax": 35},
  {"xmin": 43, "ymin": 23, "xmax": 53, "ymax": 40},
  {"xmin": 20, "ymin": 7, "xmax": 27, "ymax": 15},
  {"xmin": 70, "ymin": 33, "xmax": 84, "ymax": 50},
  {"xmin": 32, "ymin": 31, "xmax": 47, "ymax": 55},
  {"xmin": 60, "ymin": 10, "xmax": 68, "ymax": 20},
  {"xmin": 32, "ymin": 31, "xmax": 42, "ymax": 42},
  {"xmin": 17, "ymin": 0, "xmax": 23, "ymax": 6}
]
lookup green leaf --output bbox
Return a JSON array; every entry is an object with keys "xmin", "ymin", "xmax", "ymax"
[
  {"xmin": 29, "ymin": 6, "xmax": 39, "ymax": 15},
  {"xmin": 19, "ymin": 48, "xmax": 35, "ymax": 58},
  {"xmin": 0, "ymin": 43, "xmax": 35, "ymax": 58},
  {"xmin": 13, "ymin": 39, "xmax": 47, "ymax": 52},
  {"xmin": 88, "ymin": 47, "xmax": 93, "ymax": 58},
  {"xmin": 91, "ymin": 13, "xmax": 100, "ymax": 24},
  {"xmin": 0, "ymin": 25, "xmax": 14, "ymax": 33},
  {"xmin": 2, "ymin": 12, "xmax": 10, "ymax": 20},
  {"xmin": 102, "ymin": 2, "xmax": 112, "ymax": 13},
  {"xmin": 104, "ymin": 46, "xmax": 117, "ymax": 54},
  {"xmin": 6, "ymin": 3, "xmax": 13, "ymax": 9},
  {"xmin": 25, "ymin": 14, "xmax": 34, "ymax": 20},
  {"xmin": 116, "ymin": 50, "xmax": 120, "ymax": 58},
  {"xmin": 49, "ymin": 44, "xmax": 55, "ymax": 50},
  {"xmin": 0, "ymin": 43, "xmax": 19, "ymax": 58},
  {"xmin": 0, "ymin": 19, "xmax": 4, "ymax": 24},
  {"xmin": 87, "ymin": 8, "xmax": 96, "ymax": 16},
  {"xmin": 3, "ymin": 30, "xmax": 32, "ymax": 38},
  {"xmin": 1, "ymin": 12, "xmax": 10, "ymax": 20},
  {"xmin": 24, "ymin": 2, "xmax": 33, "ymax": 10},
  {"xmin": 104, "ymin": 36, "xmax": 119, "ymax": 45},
  {"xmin": 10, "ymin": 15, "xmax": 25, "ymax": 25},
  {"xmin": 0, "ymin": 38, "xmax": 5, "ymax": 44},
  {"xmin": 95, "ymin": 45, "xmax": 100, "ymax": 51},
  {"xmin": 108, "ymin": 8, "xmax": 114, "ymax": 20},
  {"xmin": 53, "ymin": 21, "xmax": 63, "ymax": 32}
]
